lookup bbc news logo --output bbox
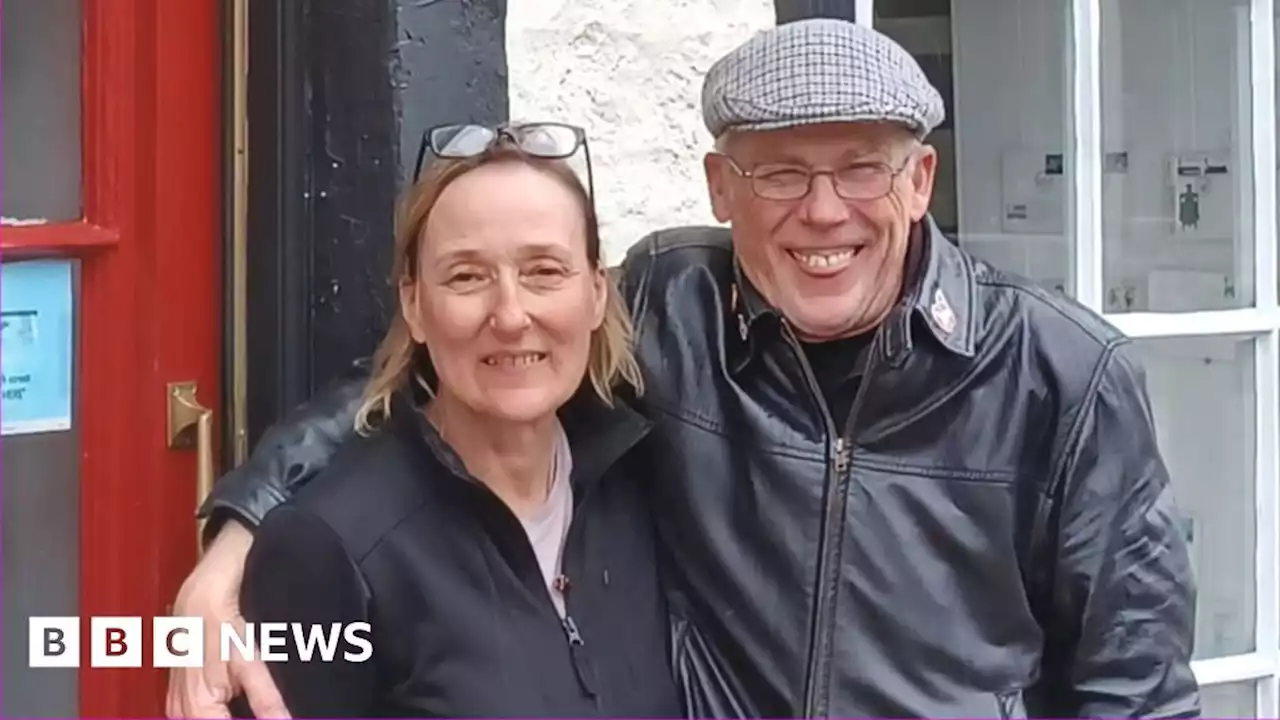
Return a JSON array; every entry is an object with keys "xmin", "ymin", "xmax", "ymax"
[{"xmin": 29, "ymin": 617, "xmax": 373, "ymax": 668}]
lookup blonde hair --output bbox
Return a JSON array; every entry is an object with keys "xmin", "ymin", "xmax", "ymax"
[{"xmin": 353, "ymin": 145, "xmax": 643, "ymax": 435}]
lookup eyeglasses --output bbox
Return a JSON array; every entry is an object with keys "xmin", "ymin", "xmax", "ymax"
[
  {"xmin": 718, "ymin": 154, "xmax": 912, "ymax": 202},
  {"xmin": 412, "ymin": 121, "xmax": 596, "ymax": 199}
]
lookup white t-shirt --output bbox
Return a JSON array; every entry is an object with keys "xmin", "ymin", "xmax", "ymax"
[{"xmin": 517, "ymin": 421, "xmax": 574, "ymax": 617}]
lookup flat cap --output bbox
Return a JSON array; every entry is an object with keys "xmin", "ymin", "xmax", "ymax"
[{"xmin": 701, "ymin": 18, "xmax": 945, "ymax": 139}]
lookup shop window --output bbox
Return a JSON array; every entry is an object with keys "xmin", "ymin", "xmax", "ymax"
[
  {"xmin": 1100, "ymin": 0, "xmax": 1255, "ymax": 313},
  {"xmin": 1202, "ymin": 681, "xmax": 1260, "ymax": 717},
  {"xmin": 877, "ymin": 0, "xmax": 1075, "ymax": 297},
  {"xmin": 1134, "ymin": 334, "xmax": 1257, "ymax": 660}
]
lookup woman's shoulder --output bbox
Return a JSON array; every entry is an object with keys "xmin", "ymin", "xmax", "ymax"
[{"xmin": 276, "ymin": 413, "xmax": 437, "ymax": 558}]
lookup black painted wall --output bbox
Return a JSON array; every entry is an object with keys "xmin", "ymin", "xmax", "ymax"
[
  {"xmin": 303, "ymin": 2, "xmax": 400, "ymax": 397},
  {"xmin": 240, "ymin": 0, "xmax": 507, "ymax": 449},
  {"xmin": 236, "ymin": 0, "xmax": 863, "ymax": 450}
]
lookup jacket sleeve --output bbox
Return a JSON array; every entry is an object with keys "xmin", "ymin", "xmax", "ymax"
[
  {"xmin": 240, "ymin": 503, "xmax": 378, "ymax": 717},
  {"xmin": 197, "ymin": 359, "xmax": 371, "ymax": 543},
  {"xmin": 1043, "ymin": 340, "xmax": 1200, "ymax": 718}
]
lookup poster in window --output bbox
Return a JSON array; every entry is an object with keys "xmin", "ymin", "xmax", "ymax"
[{"xmin": 1, "ymin": 259, "xmax": 74, "ymax": 435}]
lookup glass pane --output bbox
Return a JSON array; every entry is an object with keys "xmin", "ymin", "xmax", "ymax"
[
  {"xmin": 1, "ymin": 0, "xmax": 82, "ymax": 222},
  {"xmin": 1, "ymin": 259, "xmax": 81, "ymax": 717},
  {"xmin": 1134, "ymin": 334, "xmax": 1256, "ymax": 659},
  {"xmin": 877, "ymin": 0, "xmax": 1074, "ymax": 297},
  {"xmin": 1200, "ymin": 681, "xmax": 1258, "ymax": 717},
  {"xmin": 1101, "ymin": 0, "xmax": 1254, "ymax": 313}
]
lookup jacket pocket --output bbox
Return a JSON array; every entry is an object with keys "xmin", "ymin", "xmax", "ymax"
[
  {"xmin": 668, "ymin": 614, "xmax": 755, "ymax": 718},
  {"xmin": 669, "ymin": 614, "xmax": 691, "ymax": 679},
  {"xmin": 995, "ymin": 690, "xmax": 1028, "ymax": 719}
]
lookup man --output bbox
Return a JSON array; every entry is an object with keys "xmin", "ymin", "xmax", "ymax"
[{"xmin": 168, "ymin": 18, "xmax": 1200, "ymax": 719}]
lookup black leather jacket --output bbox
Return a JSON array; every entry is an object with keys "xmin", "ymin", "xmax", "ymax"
[{"xmin": 201, "ymin": 218, "xmax": 1200, "ymax": 718}]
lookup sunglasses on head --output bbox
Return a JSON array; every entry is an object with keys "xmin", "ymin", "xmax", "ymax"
[{"xmin": 412, "ymin": 121, "xmax": 596, "ymax": 201}]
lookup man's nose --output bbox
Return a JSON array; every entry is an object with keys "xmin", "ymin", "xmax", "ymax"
[{"xmin": 798, "ymin": 174, "xmax": 851, "ymax": 226}]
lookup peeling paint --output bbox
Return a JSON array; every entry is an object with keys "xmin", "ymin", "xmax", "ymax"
[{"xmin": 395, "ymin": 0, "xmax": 508, "ymax": 186}]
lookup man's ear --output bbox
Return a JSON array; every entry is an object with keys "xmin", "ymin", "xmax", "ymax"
[
  {"xmin": 906, "ymin": 144, "xmax": 938, "ymax": 222},
  {"xmin": 704, "ymin": 152, "xmax": 733, "ymax": 224}
]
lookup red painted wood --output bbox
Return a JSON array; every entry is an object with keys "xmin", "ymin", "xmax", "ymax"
[
  {"xmin": 75, "ymin": 0, "xmax": 143, "ymax": 710},
  {"xmin": 73, "ymin": 0, "xmax": 223, "ymax": 715},
  {"xmin": 0, "ymin": 221, "xmax": 118, "ymax": 257}
]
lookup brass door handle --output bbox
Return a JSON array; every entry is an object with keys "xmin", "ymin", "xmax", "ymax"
[{"xmin": 167, "ymin": 381, "xmax": 214, "ymax": 554}]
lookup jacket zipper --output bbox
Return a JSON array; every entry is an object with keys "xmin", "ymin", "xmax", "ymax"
[
  {"xmin": 781, "ymin": 320, "xmax": 878, "ymax": 718},
  {"xmin": 470, "ymin": 476, "xmax": 605, "ymax": 701},
  {"xmin": 551, "ymin": 451, "xmax": 636, "ymax": 703},
  {"xmin": 559, "ymin": 612, "xmax": 597, "ymax": 697},
  {"xmin": 431, "ymin": 409, "xmax": 647, "ymax": 706},
  {"xmin": 811, "ymin": 343, "xmax": 878, "ymax": 718},
  {"xmin": 553, "ymin": 496, "xmax": 600, "ymax": 701}
]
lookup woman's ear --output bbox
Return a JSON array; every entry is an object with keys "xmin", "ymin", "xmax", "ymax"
[
  {"xmin": 591, "ymin": 266, "xmax": 609, "ymax": 331},
  {"xmin": 399, "ymin": 277, "xmax": 428, "ymax": 344}
]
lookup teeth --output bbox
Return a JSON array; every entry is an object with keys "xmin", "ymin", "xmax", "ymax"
[
  {"xmin": 791, "ymin": 249, "xmax": 855, "ymax": 268},
  {"xmin": 483, "ymin": 353, "xmax": 545, "ymax": 367}
]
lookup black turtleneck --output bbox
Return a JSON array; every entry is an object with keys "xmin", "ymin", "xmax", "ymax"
[{"xmin": 800, "ymin": 331, "xmax": 873, "ymax": 429}]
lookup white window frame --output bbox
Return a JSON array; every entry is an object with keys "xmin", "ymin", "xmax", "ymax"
[
  {"xmin": 1082, "ymin": 1, "xmax": 1279, "ymax": 714},
  {"xmin": 862, "ymin": 0, "xmax": 1280, "ymax": 714}
]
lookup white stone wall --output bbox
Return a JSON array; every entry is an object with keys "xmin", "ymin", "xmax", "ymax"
[{"xmin": 506, "ymin": 0, "xmax": 775, "ymax": 263}]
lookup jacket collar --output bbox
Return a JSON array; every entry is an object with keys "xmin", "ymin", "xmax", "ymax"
[
  {"xmin": 556, "ymin": 386, "xmax": 654, "ymax": 493},
  {"xmin": 888, "ymin": 214, "xmax": 977, "ymax": 362},
  {"xmin": 729, "ymin": 214, "xmax": 976, "ymax": 372},
  {"xmin": 394, "ymin": 381, "xmax": 653, "ymax": 496}
]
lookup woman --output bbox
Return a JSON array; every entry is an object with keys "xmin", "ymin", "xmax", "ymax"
[{"xmin": 236, "ymin": 122, "xmax": 681, "ymax": 718}]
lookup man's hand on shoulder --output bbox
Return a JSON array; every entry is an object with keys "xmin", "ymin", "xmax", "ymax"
[
  {"xmin": 165, "ymin": 521, "xmax": 289, "ymax": 719},
  {"xmin": 197, "ymin": 368, "xmax": 370, "ymax": 529}
]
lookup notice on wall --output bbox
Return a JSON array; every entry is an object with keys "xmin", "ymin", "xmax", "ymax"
[{"xmin": 1, "ymin": 259, "xmax": 74, "ymax": 436}]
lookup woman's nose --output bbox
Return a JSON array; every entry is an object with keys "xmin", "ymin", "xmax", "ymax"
[{"xmin": 488, "ymin": 279, "xmax": 532, "ymax": 334}]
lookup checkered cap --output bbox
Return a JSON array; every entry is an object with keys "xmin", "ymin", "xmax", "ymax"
[{"xmin": 701, "ymin": 18, "xmax": 945, "ymax": 139}]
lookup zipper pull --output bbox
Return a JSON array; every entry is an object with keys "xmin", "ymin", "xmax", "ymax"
[
  {"xmin": 562, "ymin": 615, "xmax": 584, "ymax": 646},
  {"xmin": 561, "ymin": 614, "xmax": 597, "ymax": 696},
  {"xmin": 834, "ymin": 438, "xmax": 852, "ymax": 474}
]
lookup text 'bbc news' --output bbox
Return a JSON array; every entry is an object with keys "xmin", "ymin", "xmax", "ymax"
[{"xmin": 28, "ymin": 617, "xmax": 373, "ymax": 668}]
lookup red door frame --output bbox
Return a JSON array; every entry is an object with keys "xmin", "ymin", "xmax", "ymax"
[{"xmin": 1, "ymin": 0, "xmax": 222, "ymax": 715}]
